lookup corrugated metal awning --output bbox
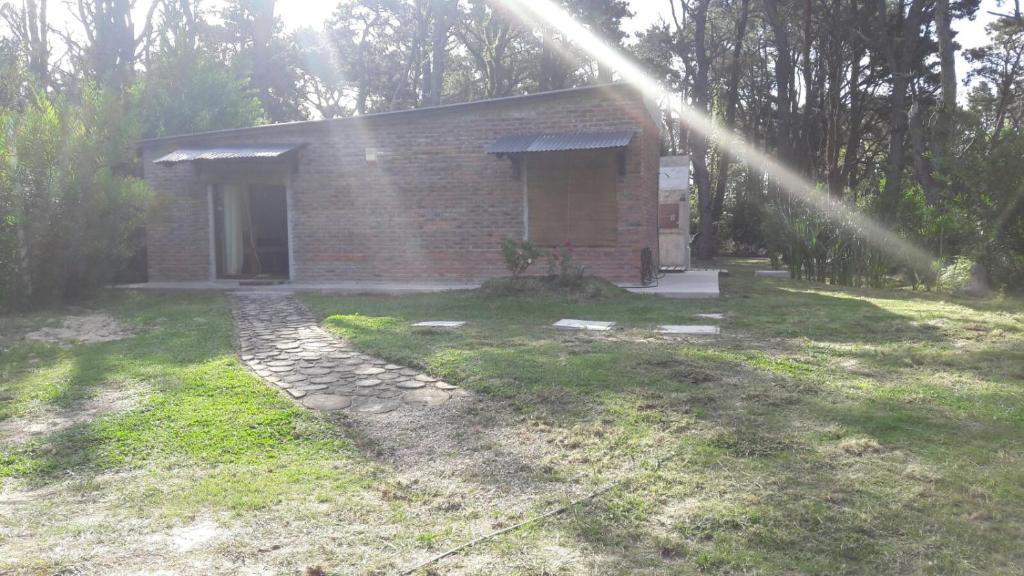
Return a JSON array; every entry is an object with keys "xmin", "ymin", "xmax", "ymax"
[
  {"xmin": 153, "ymin": 144, "xmax": 305, "ymax": 164},
  {"xmin": 487, "ymin": 131, "xmax": 634, "ymax": 154}
]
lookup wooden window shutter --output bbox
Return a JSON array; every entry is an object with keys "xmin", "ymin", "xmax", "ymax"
[
  {"xmin": 526, "ymin": 154, "xmax": 569, "ymax": 245},
  {"xmin": 527, "ymin": 151, "xmax": 618, "ymax": 247},
  {"xmin": 568, "ymin": 151, "xmax": 618, "ymax": 246}
]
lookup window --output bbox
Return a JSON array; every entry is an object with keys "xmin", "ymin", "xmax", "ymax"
[{"xmin": 525, "ymin": 150, "xmax": 618, "ymax": 246}]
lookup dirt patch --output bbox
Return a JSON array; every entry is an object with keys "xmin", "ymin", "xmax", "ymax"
[
  {"xmin": 24, "ymin": 313, "xmax": 133, "ymax": 345},
  {"xmin": 339, "ymin": 393, "xmax": 599, "ymax": 518},
  {"xmin": 145, "ymin": 519, "xmax": 228, "ymax": 553},
  {"xmin": 0, "ymin": 387, "xmax": 142, "ymax": 445}
]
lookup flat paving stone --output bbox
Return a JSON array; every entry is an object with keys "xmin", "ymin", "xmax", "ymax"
[
  {"xmin": 302, "ymin": 394, "xmax": 353, "ymax": 411},
  {"xmin": 355, "ymin": 378, "xmax": 383, "ymax": 387},
  {"xmin": 403, "ymin": 388, "xmax": 450, "ymax": 406},
  {"xmin": 414, "ymin": 374, "xmax": 437, "ymax": 383},
  {"xmin": 434, "ymin": 381, "xmax": 457, "ymax": 390},
  {"xmin": 354, "ymin": 367, "xmax": 386, "ymax": 376},
  {"xmin": 553, "ymin": 319, "xmax": 616, "ymax": 331},
  {"xmin": 350, "ymin": 398, "xmax": 400, "ymax": 414},
  {"xmin": 300, "ymin": 367, "xmax": 333, "ymax": 376},
  {"xmin": 659, "ymin": 325, "xmax": 721, "ymax": 335},
  {"xmin": 396, "ymin": 380, "xmax": 425, "ymax": 389},
  {"xmin": 696, "ymin": 313, "xmax": 725, "ymax": 320}
]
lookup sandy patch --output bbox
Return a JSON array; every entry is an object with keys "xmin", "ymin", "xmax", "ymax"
[
  {"xmin": 145, "ymin": 519, "xmax": 227, "ymax": 553},
  {"xmin": 0, "ymin": 387, "xmax": 142, "ymax": 445},
  {"xmin": 25, "ymin": 313, "xmax": 133, "ymax": 345}
]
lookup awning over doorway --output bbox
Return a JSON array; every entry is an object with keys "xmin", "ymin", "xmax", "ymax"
[
  {"xmin": 153, "ymin": 144, "xmax": 305, "ymax": 164},
  {"xmin": 486, "ymin": 131, "xmax": 634, "ymax": 155}
]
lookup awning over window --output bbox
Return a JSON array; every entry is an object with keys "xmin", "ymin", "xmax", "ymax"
[
  {"xmin": 153, "ymin": 144, "xmax": 305, "ymax": 164},
  {"xmin": 487, "ymin": 131, "xmax": 634, "ymax": 155}
]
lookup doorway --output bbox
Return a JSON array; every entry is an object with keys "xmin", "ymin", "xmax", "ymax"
[{"xmin": 213, "ymin": 184, "xmax": 290, "ymax": 279}]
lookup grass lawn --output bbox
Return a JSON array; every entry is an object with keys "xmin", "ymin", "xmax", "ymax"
[{"xmin": 2, "ymin": 257, "xmax": 1023, "ymax": 574}]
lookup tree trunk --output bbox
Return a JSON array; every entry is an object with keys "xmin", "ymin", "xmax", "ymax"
[
  {"xmin": 879, "ymin": 0, "xmax": 928, "ymax": 216},
  {"xmin": 764, "ymin": 0, "xmax": 795, "ymax": 166},
  {"xmin": 691, "ymin": 0, "xmax": 715, "ymax": 261},
  {"xmin": 25, "ymin": 0, "xmax": 49, "ymax": 90},
  {"xmin": 251, "ymin": 0, "xmax": 277, "ymax": 119},
  {"xmin": 909, "ymin": 99, "xmax": 941, "ymax": 203},
  {"xmin": 927, "ymin": 0, "xmax": 956, "ymax": 206},
  {"xmin": 711, "ymin": 0, "xmax": 751, "ymax": 224},
  {"xmin": 424, "ymin": 0, "xmax": 455, "ymax": 106}
]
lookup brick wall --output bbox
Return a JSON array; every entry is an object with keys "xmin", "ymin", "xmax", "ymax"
[{"xmin": 142, "ymin": 84, "xmax": 661, "ymax": 284}]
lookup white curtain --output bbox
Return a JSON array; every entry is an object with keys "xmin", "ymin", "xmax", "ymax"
[{"xmin": 222, "ymin": 184, "xmax": 246, "ymax": 276}]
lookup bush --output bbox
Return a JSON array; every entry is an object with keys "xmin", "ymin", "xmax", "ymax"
[
  {"xmin": 546, "ymin": 241, "xmax": 585, "ymax": 285},
  {"xmin": 480, "ymin": 275, "xmax": 625, "ymax": 300},
  {"xmin": 935, "ymin": 256, "xmax": 974, "ymax": 293},
  {"xmin": 501, "ymin": 238, "xmax": 541, "ymax": 278},
  {"xmin": 762, "ymin": 202, "xmax": 895, "ymax": 288},
  {"xmin": 0, "ymin": 89, "xmax": 152, "ymax": 310}
]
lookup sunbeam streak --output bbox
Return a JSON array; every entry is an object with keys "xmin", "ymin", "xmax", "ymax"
[{"xmin": 496, "ymin": 0, "xmax": 936, "ymax": 272}]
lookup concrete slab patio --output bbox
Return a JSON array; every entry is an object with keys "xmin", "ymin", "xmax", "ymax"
[
  {"xmin": 623, "ymin": 270, "xmax": 720, "ymax": 298},
  {"xmin": 116, "ymin": 280, "xmax": 480, "ymax": 295}
]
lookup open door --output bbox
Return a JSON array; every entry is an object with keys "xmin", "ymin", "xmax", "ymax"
[{"xmin": 214, "ymin": 184, "xmax": 289, "ymax": 279}]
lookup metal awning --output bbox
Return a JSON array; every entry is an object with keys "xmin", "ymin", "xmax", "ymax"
[
  {"xmin": 153, "ymin": 144, "xmax": 305, "ymax": 164},
  {"xmin": 487, "ymin": 131, "xmax": 634, "ymax": 154}
]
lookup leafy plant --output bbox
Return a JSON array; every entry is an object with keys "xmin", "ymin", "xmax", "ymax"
[
  {"xmin": 501, "ymin": 238, "xmax": 541, "ymax": 278},
  {"xmin": 762, "ymin": 202, "xmax": 898, "ymax": 288},
  {"xmin": 0, "ymin": 88, "xmax": 152, "ymax": 310},
  {"xmin": 547, "ymin": 241, "xmax": 585, "ymax": 283}
]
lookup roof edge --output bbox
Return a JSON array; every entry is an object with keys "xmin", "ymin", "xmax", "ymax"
[{"xmin": 138, "ymin": 83, "xmax": 646, "ymax": 147}]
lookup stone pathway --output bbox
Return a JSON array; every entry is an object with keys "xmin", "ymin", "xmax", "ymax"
[{"xmin": 231, "ymin": 293, "xmax": 461, "ymax": 414}]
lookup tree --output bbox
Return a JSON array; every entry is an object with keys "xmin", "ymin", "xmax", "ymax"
[
  {"xmin": 676, "ymin": 0, "xmax": 716, "ymax": 261},
  {"xmin": 455, "ymin": 0, "xmax": 529, "ymax": 99},
  {"xmin": 131, "ymin": 45, "xmax": 265, "ymax": 138},
  {"xmin": 294, "ymin": 27, "xmax": 352, "ymax": 118},
  {"xmin": 966, "ymin": 16, "xmax": 1024, "ymax": 141},
  {"xmin": 0, "ymin": 88, "xmax": 152, "ymax": 309},
  {"xmin": 216, "ymin": 0, "xmax": 305, "ymax": 122},
  {"xmin": 0, "ymin": 0, "xmax": 49, "ymax": 90},
  {"xmin": 72, "ymin": 0, "xmax": 160, "ymax": 90}
]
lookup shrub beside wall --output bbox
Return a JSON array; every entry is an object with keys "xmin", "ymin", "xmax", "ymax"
[{"xmin": 0, "ymin": 90, "xmax": 152, "ymax": 311}]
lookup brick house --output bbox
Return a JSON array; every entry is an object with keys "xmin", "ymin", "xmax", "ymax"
[{"xmin": 138, "ymin": 83, "xmax": 661, "ymax": 285}]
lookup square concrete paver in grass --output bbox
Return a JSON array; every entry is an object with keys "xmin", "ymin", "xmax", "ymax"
[
  {"xmin": 412, "ymin": 321, "xmax": 466, "ymax": 328},
  {"xmin": 659, "ymin": 325, "xmax": 720, "ymax": 335},
  {"xmin": 696, "ymin": 313, "xmax": 725, "ymax": 320},
  {"xmin": 553, "ymin": 319, "xmax": 616, "ymax": 331}
]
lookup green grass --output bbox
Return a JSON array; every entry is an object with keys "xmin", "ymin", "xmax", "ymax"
[
  {"xmin": 300, "ymin": 258, "xmax": 1024, "ymax": 574},
  {"xmin": 1, "ymin": 259, "xmax": 1022, "ymax": 574},
  {"xmin": 0, "ymin": 293, "xmax": 372, "ymax": 515}
]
